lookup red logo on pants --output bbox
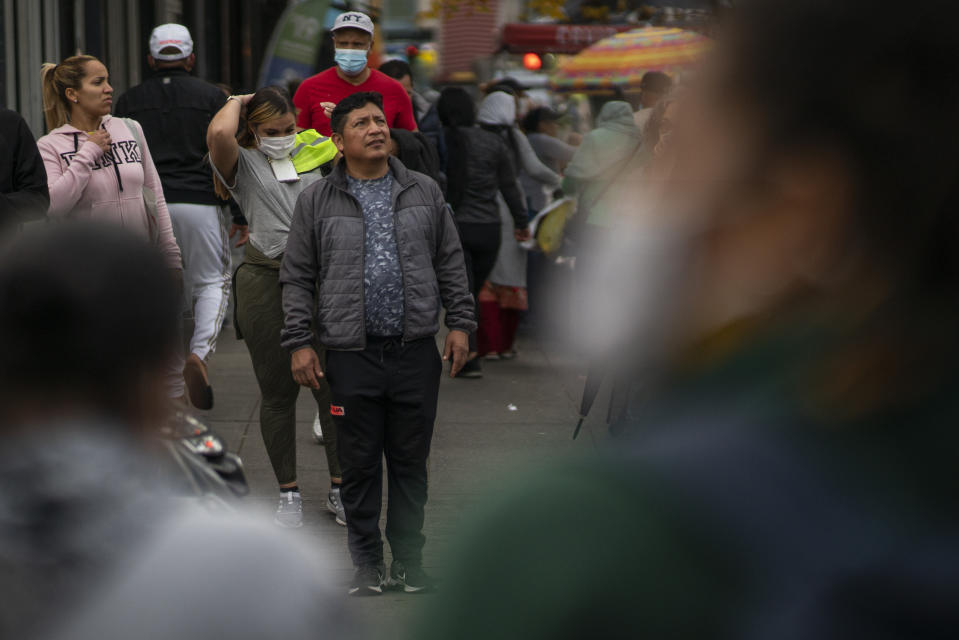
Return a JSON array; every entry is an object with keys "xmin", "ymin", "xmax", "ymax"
[{"xmin": 330, "ymin": 405, "xmax": 345, "ymax": 416}]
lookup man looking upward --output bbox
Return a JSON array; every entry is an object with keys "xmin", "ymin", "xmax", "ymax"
[
  {"xmin": 293, "ymin": 11, "xmax": 416, "ymax": 137},
  {"xmin": 280, "ymin": 92, "xmax": 473, "ymax": 596}
]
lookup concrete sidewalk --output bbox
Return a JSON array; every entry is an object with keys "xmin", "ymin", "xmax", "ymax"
[{"xmin": 201, "ymin": 327, "xmax": 612, "ymax": 632}]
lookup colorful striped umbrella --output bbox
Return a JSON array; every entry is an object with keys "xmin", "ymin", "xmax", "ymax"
[{"xmin": 551, "ymin": 26, "xmax": 711, "ymax": 93}]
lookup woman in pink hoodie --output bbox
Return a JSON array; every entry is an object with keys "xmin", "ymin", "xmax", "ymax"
[{"xmin": 36, "ymin": 55, "xmax": 181, "ymax": 270}]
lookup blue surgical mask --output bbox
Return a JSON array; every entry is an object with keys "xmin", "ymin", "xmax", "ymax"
[{"xmin": 334, "ymin": 48, "xmax": 368, "ymax": 76}]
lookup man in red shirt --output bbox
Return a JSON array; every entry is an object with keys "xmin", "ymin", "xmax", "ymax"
[{"xmin": 294, "ymin": 11, "xmax": 417, "ymax": 136}]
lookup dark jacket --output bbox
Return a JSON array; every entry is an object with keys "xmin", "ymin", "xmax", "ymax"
[
  {"xmin": 279, "ymin": 157, "xmax": 476, "ymax": 352},
  {"xmin": 0, "ymin": 108, "xmax": 48, "ymax": 233},
  {"xmin": 390, "ymin": 128, "xmax": 444, "ymax": 192},
  {"xmin": 113, "ymin": 69, "xmax": 226, "ymax": 208},
  {"xmin": 444, "ymin": 126, "xmax": 526, "ymax": 228}
]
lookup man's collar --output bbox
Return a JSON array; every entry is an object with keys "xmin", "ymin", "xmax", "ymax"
[
  {"xmin": 154, "ymin": 67, "xmax": 190, "ymax": 77},
  {"xmin": 330, "ymin": 156, "xmax": 411, "ymax": 189}
]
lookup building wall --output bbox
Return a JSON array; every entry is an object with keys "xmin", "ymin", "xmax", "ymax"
[{"xmin": 1, "ymin": 0, "xmax": 288, "ymax": 137}]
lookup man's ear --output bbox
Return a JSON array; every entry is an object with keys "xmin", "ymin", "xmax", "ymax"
[
  {"xmin": 185, "ymin": 54, "xmax": 196, "ymax": 72},
  {"xmin": 147, "ymin": 55, "xmax": 156, "ymax": 70},
  {"xmin": 331, "ymin": 132, "xmax": 344, "ymax": 153}
]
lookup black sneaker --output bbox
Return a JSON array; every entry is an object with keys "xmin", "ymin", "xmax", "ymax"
[
  {"xmin": 389, "ymin": 561, "xmax": 435, "ymax": 593},
  {"xmin": 458, "ymin": 357, "xmax": 483, "ymax": 379},
  {"xmin": 349, "ymin": 564, "xmax": 385, "ymax": 596}
]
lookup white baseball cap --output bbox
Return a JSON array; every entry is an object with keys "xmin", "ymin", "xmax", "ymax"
[
  {"xmin": 332, "ymin": 11, "xmax": 374, "ymax": 36},
  {"xmin": 149, "ymin": 23, "xmax": 194, "ymax": 61}
]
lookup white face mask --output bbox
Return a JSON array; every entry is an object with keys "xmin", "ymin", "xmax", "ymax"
[{"xmin": 256, "ymin": 133, "xmax": 297, "ymax": 160}]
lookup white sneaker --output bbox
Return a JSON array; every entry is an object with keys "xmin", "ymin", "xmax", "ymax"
[
  {"xmin": 327, "ymin": 486, "xmax": 346, "ymax": 526},
  {"xmin": 274, "ymin": 491, "xmax": 303, "ymax": 528},
  {"xmin": 312, "ymin": 412, "xmax": 324, "ymax": 445}
]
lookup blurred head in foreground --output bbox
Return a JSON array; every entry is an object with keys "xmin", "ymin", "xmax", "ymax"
[
  {"xmin": 409, "ymin": 1, "xmax": 959, "ymax": 639},
  {"xmin": 614, "ymin": 0, "xmax": 959, "ymax": 406},
  {"xmin": 0, "ymin": 228, "xmax": 352, "ymax": 640},
  {"xmin": 0, "ymin": 224, "xmax": 179, "ymax": 432}
]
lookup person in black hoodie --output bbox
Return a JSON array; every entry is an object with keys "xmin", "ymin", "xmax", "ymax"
[
  {"xmin": 0, "ymin": 107, "xmax": 48, "ymax": 237},
  {"xmin": 115, "ymin": 23, "xmax": 238, "ymax": 411},
  {"xmin": 389, "ymin": 126, "xmax": 444, "ymax": 191},
  {"xmin": 437, "ymin": 87, "xmax": 529, "ymax": 378}
]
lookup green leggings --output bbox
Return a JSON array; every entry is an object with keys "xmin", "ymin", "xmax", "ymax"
[{"xmin": 235, "ymin": 260, "xmax": 339, "ymax": 485}]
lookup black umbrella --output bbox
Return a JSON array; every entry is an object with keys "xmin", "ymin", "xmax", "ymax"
[
  {"xmin": 572, "ymin": 362, "xmax": 631, "ymax": 440},
  {"xmin": 572, "ymin": 363, "xmax": 605, "ymax": 440}
]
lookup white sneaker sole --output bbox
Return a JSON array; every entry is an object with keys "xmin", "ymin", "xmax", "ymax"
[
  {"xmin": 348, "ymin": 585, "xmax": 383, "ymax": 596},
  {"xmin": 326, "ymin": 500, "xmax": 347, "ymax": 526},
  {"xmin": 389, "ymin": 576, "xmax": 428, "ymax": 593}
]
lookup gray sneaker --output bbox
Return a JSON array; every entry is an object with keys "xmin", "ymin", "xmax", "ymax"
[
  {"xmin": 349, "ymin": 564, "xmax": 386, "ymax": 596},
  {"xmin": 274, "ymin": 491, "xmax": 303, "ymax": 528},
  {"xmin": 312, "ymin": 412, "xmax": 324, "ymax": 445},
  {"xmin": 389, "ymin": 561, "xmax": 436, "ymax": 593},
  {"xmin": 327, "ymin": 486, "xmax": 346, "ymax": 526}
]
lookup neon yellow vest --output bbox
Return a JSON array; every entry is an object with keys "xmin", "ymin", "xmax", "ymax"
[{"xmin": 291, "ymin": 129, "xmax": 337, "ymax": 174}]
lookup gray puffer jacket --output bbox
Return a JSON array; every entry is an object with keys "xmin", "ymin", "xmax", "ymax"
[{"xmin": 280, "ymin": 156, "xmax": 476, "ymax": 352}]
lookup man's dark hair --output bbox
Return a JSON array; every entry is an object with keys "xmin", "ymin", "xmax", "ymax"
[
  {"xmin": 153, "ymin": 47, "xmax": 191, "ymax": 70},
  {"xmin": 330, "ymin": 91, "xmax": 385, "ymax": 135},
  {"xmin": 485, "ymin": 77, "xmax": 527, "ymax": 96},
  {"xmin": 521, "ymin": 107, "xmax": 559, "ymax": 134},
  {"xmin": 0, "ymin": 224, "xmax": 180, "ymax": 423},
  {"xmin": 639, "ymin": 71, "xmax": 671, "ymax": 94},
  {"xmin": 379, "ymin": 59, "xmax": 412, "ymax": 81}
]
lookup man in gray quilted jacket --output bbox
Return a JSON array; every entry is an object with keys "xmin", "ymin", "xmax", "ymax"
[{"xmin": 279, "ymin": 91, "xmax": 474, "ymax": 596}]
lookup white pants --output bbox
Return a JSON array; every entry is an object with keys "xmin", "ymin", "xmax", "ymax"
[{"xmin": 168, "ymin": 203, "xmax": 232, "ymax": 362}]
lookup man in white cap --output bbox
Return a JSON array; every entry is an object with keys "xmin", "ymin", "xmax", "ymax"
[
  {"xmin": 293, "ymin": 11, "xmax": 416, "ymax": 137},
  {"xmin": 115, "ymin": 24, "xmax": 242, "ymax": 411}
]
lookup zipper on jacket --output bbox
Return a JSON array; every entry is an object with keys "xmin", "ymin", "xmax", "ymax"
[
  {"xmin": 390, "ymin": 179, "xmax": 415, "ymax": 345},
  {"xmin": 336, "ymin": 186, "xmax": 369, "ymax": 350},
  {"xmin": 102, "ymin": 122, "xmax": 123, "ymax": 192}
]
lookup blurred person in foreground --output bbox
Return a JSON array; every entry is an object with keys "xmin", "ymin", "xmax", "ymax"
[
  {"xmin": 0, "ymin": 107, "xmax": 48, "ymax": 237},
  {"xmin": 409, "ymin": 0, "xmax": 959, "ymax": 637},
  {"xmin": 294, "ymin": 11, "xmax": 416, "ymax": 137},
  {"xmin": 280, "ymin": 92, "xmax": 474, "ymax": 595},
  {"xmin": 0, "ymin": 225, "xmax": 348, "ymax": 640},
  {"xmin": 115, "ymin": 23, "xmax": 237, "ymax": 410}
]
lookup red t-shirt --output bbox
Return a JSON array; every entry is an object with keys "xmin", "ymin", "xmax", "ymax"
[{"xmin": 294, "ymin": 67, "xmax": 417, "ymax": 136}]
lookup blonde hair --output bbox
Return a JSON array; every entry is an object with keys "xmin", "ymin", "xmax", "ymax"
[
  {"xmin": 213, "ymin": 86, "xmax": 295, "ymax": 200},
  {"xmin": 40, "ymin": 55, "xmax": 100, "ymax": 131}
]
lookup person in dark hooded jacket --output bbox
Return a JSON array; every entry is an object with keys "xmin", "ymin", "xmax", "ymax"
[
  {"xmin": 0, "ymin": 107, "xmax": 48, "ymax": 236},
  {"xmin": 389, "ymin": 127, "xmax": 444, "ymax": 191}
]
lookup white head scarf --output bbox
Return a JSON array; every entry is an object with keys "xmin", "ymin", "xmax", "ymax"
[{"xmin": 477, "ymin": 91, "xmax": 516, "ymax": 126}]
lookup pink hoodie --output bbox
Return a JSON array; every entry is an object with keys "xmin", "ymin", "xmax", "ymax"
[{"xmin": 36, "ymin": 115, "xmax": 181, "ymax": 269}]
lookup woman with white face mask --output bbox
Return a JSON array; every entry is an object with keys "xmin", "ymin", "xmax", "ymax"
[{"xmin": 207, "ymin": 86, "xmax": 345, "ymax": 530}]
